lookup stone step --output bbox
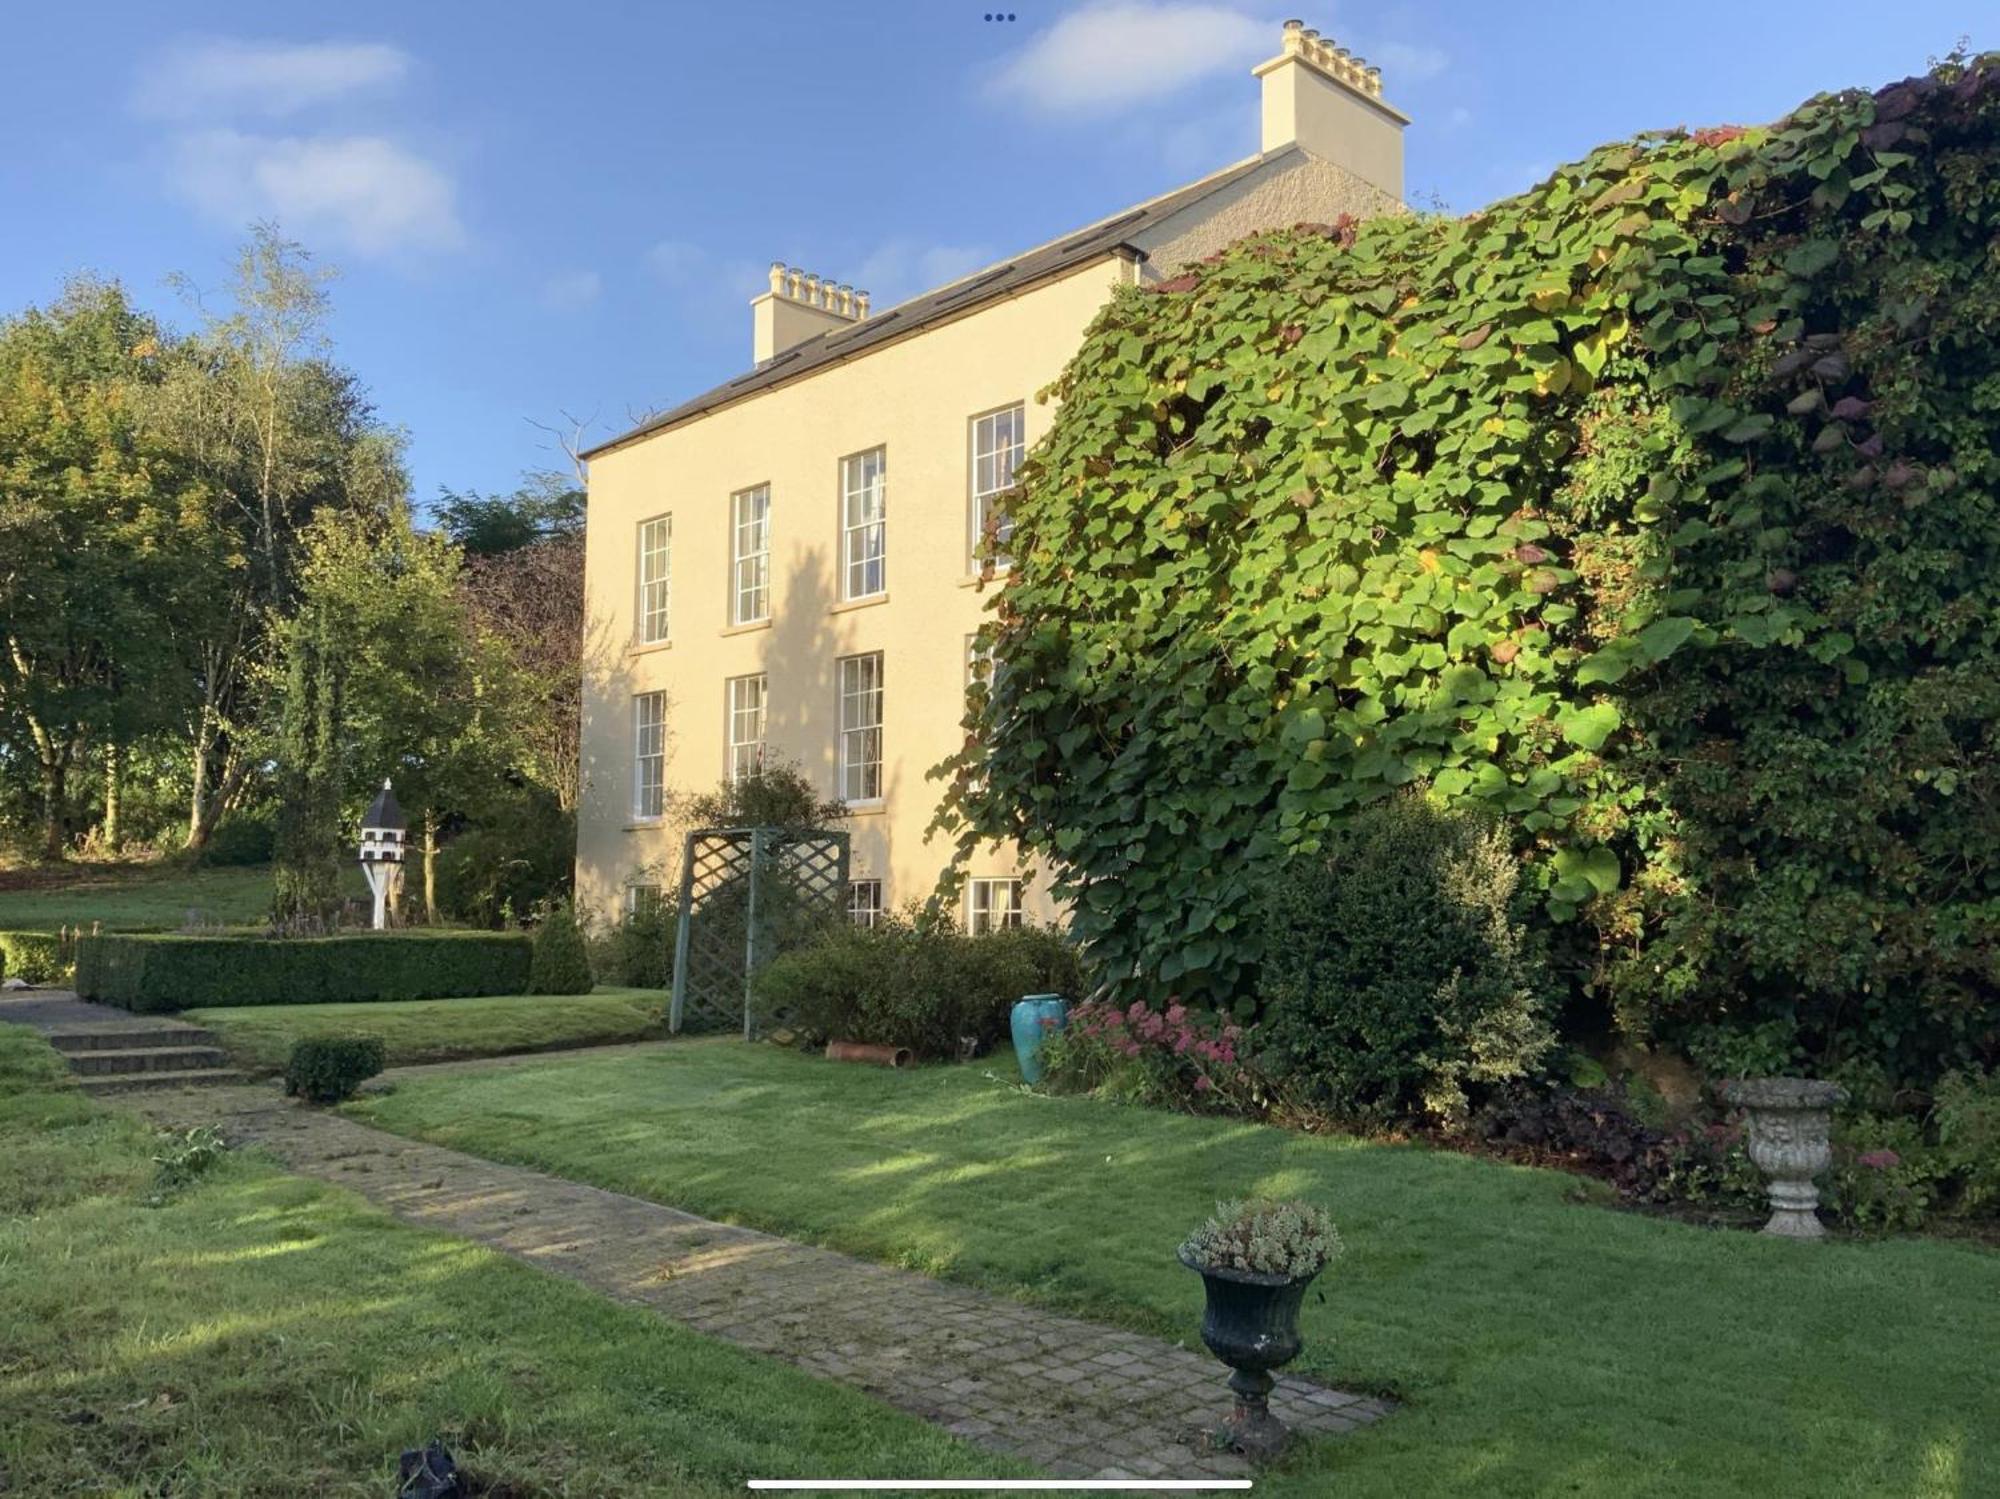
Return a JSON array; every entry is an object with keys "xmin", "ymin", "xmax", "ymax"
[
  {"xmin": 47, "ymin": 1026, "xmax": 218, "ymax": 1054},
  {"xmin": 76, "ymin": 1068, "xmax": 246, "ymax": 1095},
  {"xmin": 66, "ymin": 1045, "xmax": 230, "ymax": 1076}
]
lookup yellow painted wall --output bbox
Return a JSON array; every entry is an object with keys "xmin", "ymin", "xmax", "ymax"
[{"xmin": 577, "ymin": 255, "xmax": 1136, "ymax": 923}]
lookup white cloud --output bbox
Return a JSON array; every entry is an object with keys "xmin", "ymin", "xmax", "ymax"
[
  {"xmin": 853, "ymin": 240, "xmax": 997, "ymax": 308},
  {"xmin": 134, "ymin": 38, "xmax": 411, "ymax": 119},
  {"xmin": 166, "ymin": 130, "xmax": 463, "ymax": 256},
  {"xmin": 988, "ymin": 2, "xmax": 1269, "ymax": 117},
  {"xmin": 542, "ymin": 269, "xmax": 602, "ymax": 311}
]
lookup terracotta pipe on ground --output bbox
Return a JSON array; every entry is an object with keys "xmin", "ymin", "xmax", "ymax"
[{"xmin": 825, "ymin": 1040, "xmax": 912, "ymax": 1068}]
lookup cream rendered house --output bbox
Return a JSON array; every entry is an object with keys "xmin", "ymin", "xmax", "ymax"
[{"xmin": 576, "ymin": 21, "xmax": 1409, "ymax": 929}]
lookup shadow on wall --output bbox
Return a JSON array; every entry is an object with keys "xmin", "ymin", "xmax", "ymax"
[{"xmin": 753, "ymin": 546, "xmax": 912, "ymax": 894}]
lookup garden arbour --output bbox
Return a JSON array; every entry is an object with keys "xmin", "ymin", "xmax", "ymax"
[{"xmin": 939, "ymin": 53, "xmax": 2000, "ymax": 1089}]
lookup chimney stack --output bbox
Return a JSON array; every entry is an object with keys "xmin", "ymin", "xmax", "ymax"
[
  {"xmin": 1254, "ymin": 19, "xmax": 1408, "ymax": 199},
  {"xmin": 752, "ymin": 262, "xmax": 870, "ymax": 364}
]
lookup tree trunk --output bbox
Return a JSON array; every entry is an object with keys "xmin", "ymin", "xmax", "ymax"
[
  {"xmin": 38, "ymin": 757, "xmax": 65, "ymax": 862},
  {"xmin": 187, "ymin": 710, "xmax": 215, "ymax": 850},
  {"xmin": 422, "ymin": 812, "xmax": 439, "ymax": 924},
  {"xmin": 103, "ymin": 741, "xmax": 123, "ymax": 852}
]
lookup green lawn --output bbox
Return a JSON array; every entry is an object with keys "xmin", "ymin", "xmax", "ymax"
[
  {"xmin": 0, "ymin": 860, "xmax": 364, "ymax": 931},
  {"xmin": 0, "ymin": 1028, "xmax": 1020, "ymax": 1495},
  {"xmin": 192, "ymin": 989, "xmax": 667, "ymax": 1073},
  {"xmin": 354, "ymin": 1040, "xmax": 2000, "ymax": 1498}
]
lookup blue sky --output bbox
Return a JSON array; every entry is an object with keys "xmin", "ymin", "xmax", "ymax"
[{"xmin": 0, "ymin": 2, "xmax": 1986, "ymax": 508}]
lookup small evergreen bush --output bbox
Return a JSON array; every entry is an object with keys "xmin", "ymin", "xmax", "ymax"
[
  {"xmin": 1257, "ymin": 795, "xmax": 1555, "ymax": 1124},
  {"xmin": 753, "ymin": 914, "xmax": 1087, "ymax": 1059},
  {"xmin": 284, "ymin": 1036, "xmax": 385, "ymax": 1104},
  {"xmin": 603, "ymin": 895, "xmax": 672, "ymax": 989},
  {"xmin": 528, "ymin": 901, "xmax": 593, "ymax": 995}
]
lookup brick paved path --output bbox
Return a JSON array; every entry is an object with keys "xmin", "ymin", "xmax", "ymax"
[{"xmin": 131, "ymin": 1079, "xmax": 1389, "ymax": 1480}]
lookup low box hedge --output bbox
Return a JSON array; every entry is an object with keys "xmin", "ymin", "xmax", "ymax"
[
  {"xmin": 0, "ymin": 931, "xmax": 72, "ymax": 986},
  {"xmin": 74, "ymin": 930, "xmax": 534, "ymax": 1013}
]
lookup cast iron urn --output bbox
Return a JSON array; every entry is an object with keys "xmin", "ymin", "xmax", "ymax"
[{"xmin": 1178, "ymin": 1247, "xmax": 1321, "ymax": 1461}]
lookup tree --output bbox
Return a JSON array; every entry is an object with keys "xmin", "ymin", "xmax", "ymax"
[
  {"xmin": 283, "ymin": 505, "xmax": 525, "ymax": 921},
  {"xmin": 461, "ymin": 528, "xmax": 584, "ymax": 811},
  {"xmin": 151, "ymin": 224, "xmax": 401, "ymax": 852},
  {"xmin": 0, "ymin": 279, "xmax": 198, "ymax": 859},
  {"xmin": 270, "ymin": 602, "xmax": 347, "ymax": 921},
  {"xmin": 436, "ymin": 469, "xmax": 583, "ymax": 556}
]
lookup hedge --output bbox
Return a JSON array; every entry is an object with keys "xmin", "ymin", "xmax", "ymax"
[
  {"xmin": 74, "ymin": 931, "xmax": 534, "ymax": 1013},
  {"xmin": 0, "ymin": 931, "xmax": 72, "ymax": 986}
]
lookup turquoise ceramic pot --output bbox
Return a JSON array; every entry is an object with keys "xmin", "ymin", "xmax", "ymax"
[{"xmin": 1010, "ymin": 994, "xmax": 1068, "ymax": 1084}]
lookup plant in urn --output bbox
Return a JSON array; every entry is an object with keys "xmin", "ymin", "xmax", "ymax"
[{"xmin": 1178, "ymin": 1199, "xmax": 1342, "ymax": 1461}]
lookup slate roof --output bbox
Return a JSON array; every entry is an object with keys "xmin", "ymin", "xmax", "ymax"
[
  {"xmin": 362, "ymin": 780, "xmax": 406, "ymax": 832},
  {"xmin": 582, "ymin": 149, "xmax": 1293, "ymax": 458}
]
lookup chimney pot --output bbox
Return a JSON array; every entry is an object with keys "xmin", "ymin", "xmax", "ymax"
[{"xmin": 1254, "ymin": 18, "xmax": 1407, "ymax": 198}]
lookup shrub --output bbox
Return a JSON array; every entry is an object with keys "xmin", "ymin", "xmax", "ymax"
[
  {"xmin": 1256, "ymin": 796, "xmax": 1554, "ymax": 1125},
  {"xmin": 752, "ymin": 914, "xmax": 1087, "ymax": 1059},
  {"xmin": 1181, "ymin": 1199, "xmax": 1341, "ymax": 1279},
  {"xmin": 1829, "ymin": 1068, "xmax": 2000, "ymax": 1229},
  {"xmin": 934, "ymin": 54, "xmax": 2000, "ymax": 1093},
  {"xmin": 434, "ymin": 796, "xmax": 575, "ymax": 927},
  {"xmin": 1038, "ymin": 999, "xmax": 1267, "ymax": 1114},
  {"xmin": 601, "ymin": 896, "xmax": 672, "ymax": 989},
  {"xmin": 0, "ymin": 930, "xmax": 70, "ymax": 985},
  {"xmin": 284, "ymin": 1036, "xmax": 386, "ymax": 1104},
  {"xmin": 528, "ymin": 901, "xmax": 593, "ymax": 995},
  {"xmin": 198, "ymin": 810, "xmax": 276, "ymax": 867},
  {"xmin": 74, "ymin": 930, "xmax": 532, "ymax": 1012}
]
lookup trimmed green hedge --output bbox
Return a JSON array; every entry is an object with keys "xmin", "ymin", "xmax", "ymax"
[
  {"xmin": 0, "ymin": 931, "xmax": 71, "ymax": 986},
  {"xmin": 74, "ymin": 931, "xmax": 534, "ymax": 1013}
]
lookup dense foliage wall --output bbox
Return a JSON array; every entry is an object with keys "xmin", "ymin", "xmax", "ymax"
[{"xmin": 939, "ymin": 57, "xmax": 2000, "ymax": 1087}]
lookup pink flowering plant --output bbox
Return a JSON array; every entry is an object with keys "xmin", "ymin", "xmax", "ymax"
[{"xmin": 1035, "ymin": 998, "xmax": 1269, "ymax": 1114}]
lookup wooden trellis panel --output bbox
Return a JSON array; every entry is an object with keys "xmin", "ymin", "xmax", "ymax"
[{"xmin": 669, "ymin": 826, "xmax": 850, "ymax": 1037}]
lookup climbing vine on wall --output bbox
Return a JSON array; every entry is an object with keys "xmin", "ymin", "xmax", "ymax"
[{"xmin": 936, "ymin": 54, "xmax": 2000, "ymax": 1086}]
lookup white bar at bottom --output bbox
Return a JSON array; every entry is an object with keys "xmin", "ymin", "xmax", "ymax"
[{"xmin": 748, "ymin": 1483, "xmax": 1251, "ymax": 1492}]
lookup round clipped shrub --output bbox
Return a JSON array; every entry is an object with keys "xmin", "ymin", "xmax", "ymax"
[
  {"xmin": 1257, "ymin": 795, "xmax": 1554, "ymax": 1123},
  {"xmin": 528, "ymin": 900, "xmax": 593, "ymax": 995},
  {"xmin": 284, "ymin": 1036, "xmax": 385, "ymax": 1104}
]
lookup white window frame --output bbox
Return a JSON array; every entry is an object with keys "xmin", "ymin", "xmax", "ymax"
[
  {"xmin": 969, "ymin": 877, "xmax": 1023, "ymax": 934},
  {"xmin": 726, "ymin": 673, "xmax": 767, "ymax": 784},
  {"xmin": 730, "ymin": 485, "xmax": 771, "ymax": 625},
  {"xmin": 632, "ymin": 691, "xmax": 666, "ymax": 820},
  {"xmin": 637, "ymin": 515, "xmax": 672, "ymax": 644},
  {"xmin": 840, "ymin": 446, "xmax": 887, "ymax": 601},
  {"xmin": 847, "ymin": 879, "xmax": 883, "ymax": 928},
  {"xmin": 837, "ymin": 651, "xmax": 883, "ymax": 802},
  {"xmin": 624, "ymin": 883, "xmax": 663, "ymax": 918},
  {"xmin": 969, "ymin": 403, "xmax": 1024, "ymax": 570}
]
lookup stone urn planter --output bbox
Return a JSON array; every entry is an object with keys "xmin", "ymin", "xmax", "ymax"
[
  {"xmin": 1178, "ymin": 1199, "xmax": 1340, "ymax": 1461},
  {"xmin": 1718, "ymin": 1077, "xmax": 1848, "ymax": 1239}
]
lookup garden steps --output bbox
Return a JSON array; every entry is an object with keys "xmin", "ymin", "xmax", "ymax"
[
  {"xmin": 77, "ymin": 1066, "xmax": 247, "ymax": 1095},
  {"xmin": 65, "ymin": 1043, "xmax": 232, "ymax": 1076},
  {"xmin": 12, "ymin": 1002, "xmax": 248, "ymax": 1091}
]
